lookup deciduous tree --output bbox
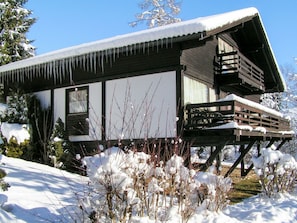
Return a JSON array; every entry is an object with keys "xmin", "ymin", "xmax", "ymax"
[{"xmin": 130, "ymin": 0, "xmax": 181, "ymax": 28}]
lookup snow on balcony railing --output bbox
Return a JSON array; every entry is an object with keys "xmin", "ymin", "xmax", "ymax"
[{"xmin": 185, "ymin": 94, "xmax": 291, "ymax": 133}]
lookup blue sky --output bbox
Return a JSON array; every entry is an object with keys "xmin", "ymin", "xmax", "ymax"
[{"xmin": 25, "ymin": 0, "xmax": 297, "ymax": 67}]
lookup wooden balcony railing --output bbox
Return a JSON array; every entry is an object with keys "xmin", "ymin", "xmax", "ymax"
[
  {"xmin": 185, "ymin": 97, "xmax": 291, "ymax": 133},
  {"xmin": 215, "ymin": 51, "xmax": 265, "ymax": 92}
]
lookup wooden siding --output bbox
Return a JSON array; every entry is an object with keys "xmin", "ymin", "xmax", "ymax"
[
  {"xmin": 72, "ymin": 46, "xmax": 181, "ymax": 83},
  {"xmin": 180, "ymin": 38, "xmax": 218, "ymax": 87},
  {"xmin": 14, "ymin": 45, "xmax": 181, "ymax": 93}
]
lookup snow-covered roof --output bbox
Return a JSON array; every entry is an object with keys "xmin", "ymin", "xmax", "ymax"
[
  {"xmin": 0, "ymin": 7, "xmax": 259, "ymax": 73},
  {"xmin": 0, "ymin": 7, "xmax": 285, "ymax": 91}
]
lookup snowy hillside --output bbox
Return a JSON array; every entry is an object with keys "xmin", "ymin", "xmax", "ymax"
[{"xmin": 0, "ymin": 154, "xmax": 296, "ymax": 222}]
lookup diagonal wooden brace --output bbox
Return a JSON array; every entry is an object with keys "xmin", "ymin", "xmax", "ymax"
[
  {"xmin": 224, "ymin": 140, "xmax": 257, "ymax": 178},
  {"xmin": 200, "ymin": 143, "xmax": 226, "ymax": 172}
]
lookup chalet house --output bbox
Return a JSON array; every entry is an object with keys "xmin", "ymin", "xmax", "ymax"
[{"xmin": 0, "ymin": 7, "xmax": 293, "ymax": 176}]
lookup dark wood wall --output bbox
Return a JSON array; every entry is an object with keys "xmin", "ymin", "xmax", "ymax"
[
  {"xmin": 20, "ymin": 45, "xmax": 182, "ymax": 93},
  {"xmin": 180, "ymin": 38, "xmax": 218, "ymax": 87}
]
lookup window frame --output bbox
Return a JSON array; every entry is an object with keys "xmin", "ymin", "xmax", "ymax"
[
  {"xmin": 66, "ymin": 86, "xmax": 89, "ymax": 115},
  {"xmin": 66, "ymin": 86, "xmax": 89, "ymax": 136}
]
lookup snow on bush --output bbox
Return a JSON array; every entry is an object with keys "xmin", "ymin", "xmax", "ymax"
[
  {"xmin": 0, "ymin": 122, "xmax": 30, "ymax": 144},
  {"xmin": 252, "ymin": 146, "xmax": 297, "ymax": 197},
  {"xmin": 78, "ymin": 147, "xmax": 232, "ymax": 222}
]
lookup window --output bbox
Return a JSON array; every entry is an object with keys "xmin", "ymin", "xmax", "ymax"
[
  {"xmin": 218, "ymin": 37, "xmax": 235, "ymax": 54},
  {"xmin": 66, "ymin": 86, "xmax": 89, "ymax": 136},
  {"xmin": 68, "ymin": 88, "xmax": 88, "ymax": 113},
  {"xmin": 184, "ymin": 76, "xmax": 215, "ymax": 105}
]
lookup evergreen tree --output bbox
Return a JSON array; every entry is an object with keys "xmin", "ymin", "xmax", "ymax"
[
  {"xmin": 130, "ymin": 0, "xmax": 181, "ymax": 28},
  {"xmin": 0, "ymin": 0, "xmax": 35, "ymax": 65},
  {"xmin": 1, "ymin": 88, "xmax": 31, "ymax": 123}
]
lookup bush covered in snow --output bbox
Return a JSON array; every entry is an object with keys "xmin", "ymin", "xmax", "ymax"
[
  {"xmin": 77, "ymin": 147, "xmax": 232, "ymax": 222},
  {"xmin": 252, "ymin": 146, "xmax": 297, "ymax": 197},
  {"xmin": 48, "ymin": 118, "xmax": 73, "ymax": 169},
  {"xmin": 1, "ymin": 88, "xmax": 31, "ymax": 124}
]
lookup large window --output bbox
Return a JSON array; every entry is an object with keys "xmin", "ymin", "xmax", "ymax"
[
  {"xmin": 183, "ymin": 75, "xmax": 216, "ymax": 105},
  {"xmin": 66, "ymin": 86, "xmax": 89, "ymax": 136}
]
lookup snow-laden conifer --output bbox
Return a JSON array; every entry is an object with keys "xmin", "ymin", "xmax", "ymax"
[{"xmin": 0, "ymin": 0, "xmax": 35, "ymax": 65}]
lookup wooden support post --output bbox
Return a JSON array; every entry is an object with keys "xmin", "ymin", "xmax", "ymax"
[
  {"xmin": 276, "ymin": 139, "xmax": 287, "ymax": 150},
  {"xmin": 200, "ymin": 144, "xmax": 225, "ymax": 172},
  {"xmin": 240, "ymin": 155, "xmax": 245, "ymax": 177},
  {"xmin": 224, "ymin": 140, "xmax": 256, "ymax": 178},
  {"xmin": 257, "ymin": 142, "xmax": 261, "ymax": 156},
  {"xmin": 242, "ymin": 140, "xmax": 288, "ymax": 177},
  {"xmin": 266, "ymin": 139, "xmax": 276, "ymax": 148},
  {"xmin": 216, "ymin": 150, "xmax": 222, "ymax": 174},
  {"xmin": 242, "ymin": 141, "xmax": 261, "ymax": 177},
  {"xmin": 243, "ymin": 163, "xmax": 254, "ymax": 177}
]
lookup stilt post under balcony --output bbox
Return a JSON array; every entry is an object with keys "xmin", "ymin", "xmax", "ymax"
[{"xmin": 224, "ymin": 140, "xmax": 256, "ymax": 178}]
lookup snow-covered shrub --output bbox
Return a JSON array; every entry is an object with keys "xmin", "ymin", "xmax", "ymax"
[
  {"xmin": 49, "ymin": 118, "xmax": 72, "ymax": 169},
  {"xmin": 4, "ymin": 137, "xmax": 31, "ymax": 159},
  {"xmin": 193, "ymin": 172, "xmax": 232, "ymax": 211},
  {"xmin": 1, "ymin": 88, "xmax": 31, "ymax": 124},
  {"xmin": 0, "ymin": 168, "xmax": 9, "ymax": 191},
  {"xmin": 252, "ymin": 146, "xmax": 297, "ymax": 197},
  {"xmin": 78, "ymin": 146, "xmax": 232, "ymax": 222},
  {"xmin": 80, "ymin": 147, "xmax": 138, "ymax": 222},
  {"xmin": 0, "ymin": 155, "xmax": 10, "ymax": 191}
]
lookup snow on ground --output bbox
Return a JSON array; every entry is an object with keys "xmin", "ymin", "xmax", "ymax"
[
  {"xmin": 0, "ymin": 155, "xmax": 296, "ymax": 222},
  {"xmin": 0, "ymin": 155, "xmax": 88, "ymax": 223}
]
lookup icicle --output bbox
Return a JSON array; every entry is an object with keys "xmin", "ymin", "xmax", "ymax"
[
  {"xmin": 142, "ymin": 43, "xmax": 145, "ymax": 54},
  {"xmin": 37, "ymin": 64, "xmax": 40, "ymax": 79},
  {"xmin": 46, "ymin": 62, "xmax": 49, "ymax": 80},
  {"xmin": 21, "ymin": 69, "xmax": 23, "ymax": 83},
  {"xmin": 60, "ymin": 60, "xmax": 63, "ymax": 84},
  {"xmin": 69, "ymin": 63, "xmax": 73, "ymax": 85},
  {"xmin": 60, "ymin": 59, "xmax": 64, "ymax": 81},
  {"xmin": 100, "ymin": 52, "xmax": 104, "ymax": 73},
  {"xmin": 125, "ymin": 46, "xmax": 128, "ymax": 56},
  {"xmin": 93, "ymin": 52, "xmax": 97, "ymax": 74},
  {"xmin": 89, "ymin": 53, "xmax": 93, "ymax": 72},
  {"xmin": 131, "ymin": 44, "xmax": 134, "ymax": 55},
  {"xmin": 108, "ymin": 49, "xmax": 114, "ymax": 67},
  {"xmin": 113, "ymin": 48, "xmax": 116, "ymax": 62},
  {"xmin": 103, "ymin": 50, "xmax": 108, "ymax": 66},
  {"xmin": 49, "ymin": 62, "xmax": 52, "ymax": 82},
  {"xmin": 87, "ymin": 53, "xmax": 92, "ymax": 71},
  {"xmin": 117, "ymin": 47, "xmax": 120, "ymax": 58},
  {"xmin": 58, "ymin": 60, "xmax": 62, "ymax": 84},
  {"xmin": 147, "ymin": 42, "xmax": 150, "ymax": 55},
  {"xmin": 81, "ymin": 54, "xmax": 84, "ymax": 71}
]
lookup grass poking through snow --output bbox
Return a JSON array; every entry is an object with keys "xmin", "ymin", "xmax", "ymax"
[{"xmin": 220, "ymin": 166, "xmax": 261, "ymax": 204}]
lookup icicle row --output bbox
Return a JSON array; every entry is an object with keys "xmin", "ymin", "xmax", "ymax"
[{"xmin": 0, "ymin": 37, "xmax": 175, "ymax": 88}]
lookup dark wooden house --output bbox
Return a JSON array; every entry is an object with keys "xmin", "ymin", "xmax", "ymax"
[{"xmin": 0, "ymin": 8, "xmax": 293, "ymax": 175}]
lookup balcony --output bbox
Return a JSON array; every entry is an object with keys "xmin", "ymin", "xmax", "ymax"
[
  {"xmin": 215, "ymin": 51, "xmax": 265, "ymax": 94},
  {"xmin": 184, "ymin": 94, "xmax": 293, "ymax": 145}
]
